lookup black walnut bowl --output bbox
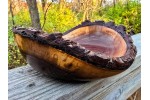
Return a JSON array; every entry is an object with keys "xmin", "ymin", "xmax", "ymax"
[{"xmin": 13, "ymin": 20, "xmax": 137, "ymax": 81}]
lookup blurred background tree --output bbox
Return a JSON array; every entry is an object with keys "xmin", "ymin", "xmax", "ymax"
[
  {"xmin": 26, "ymin": 0, "xmax": 41, "ymax": 29},
  {"xmin": 8, "ymin": 0, "xmax": 141, "ymax": 69}
]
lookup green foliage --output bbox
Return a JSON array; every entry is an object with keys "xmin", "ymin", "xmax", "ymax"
[
  {"xmin": 8, "ymin": 18, "xmax": 27, "ymax": 69},
  {"xmin": 13, "ymin": 9, "xmax": 31, "ymax": 27},
  {"xmin": 39, "ymin": 4, "xmax": 80, "ymax": 33},
  {"xmin": 8, "ymin": 43, "xmax": 27, "ymax": 69},
  {"xmin": 100, "ymin": 1, "xmax": 141, "ymax": 33}
]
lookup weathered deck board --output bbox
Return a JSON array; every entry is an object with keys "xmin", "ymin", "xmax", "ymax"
[{"xmin": 8, "ymin": 34, "xmax": 141, "ymax": 100}]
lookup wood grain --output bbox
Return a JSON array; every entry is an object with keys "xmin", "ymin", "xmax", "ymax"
[
  {"xmin": 15, "ymin": 34, "xmax": 123, "ymax": 79},
  {"xmin": 8, "ymin": 34, "xmax": 141, "ymax": 100}
]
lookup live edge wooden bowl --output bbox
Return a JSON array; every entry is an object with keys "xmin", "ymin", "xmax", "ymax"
[{"xmin": 13, "ymin": 20, "xmax": 137, "ymax": 81}]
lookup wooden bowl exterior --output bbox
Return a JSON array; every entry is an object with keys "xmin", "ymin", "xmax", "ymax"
[
  {"xmin": 13, "ymin": 20, "xmax": 137, "ymax": 81},
  {"xmin": 15, "ymin": 34, "xmax": 123, "ymax": 80}
]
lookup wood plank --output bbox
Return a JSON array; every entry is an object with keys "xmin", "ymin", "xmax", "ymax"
[
  {"xmin": 8, "ymin": 34, "xmax": 141, "ymax": 100},
  {"xmin": 128, "ymin": 88, "xmax": 141, "ymax": 100},
  {"xmin": 91, "ymin": 67, "xmax": 141, "ymax": 100}
]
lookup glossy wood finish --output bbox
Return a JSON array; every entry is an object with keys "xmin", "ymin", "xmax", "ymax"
[
  {"xmin": 15, "ymin": 34, "xmax": 123, "ymax": 80},
  {"xmin": 13, "ymin": 22, "xmax": 137, "ymax": 80},
  {"xmin": 63, "ymin": 25, "xmax": 127, "ymax": 57}
]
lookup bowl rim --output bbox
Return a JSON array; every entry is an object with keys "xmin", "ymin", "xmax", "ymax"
[{"xmin": 12, "ymin": 20, "xmax": 137, "ymax": 70}]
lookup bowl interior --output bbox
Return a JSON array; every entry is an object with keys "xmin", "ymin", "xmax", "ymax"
[{"xmin": 63, "ymin": 25, "xmax": 127, "ymax": 57}]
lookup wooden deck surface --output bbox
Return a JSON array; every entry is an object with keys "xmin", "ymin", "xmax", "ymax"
[{"xmin": 8, "ymin": 34, "xmax": 141, "ymax": 100}]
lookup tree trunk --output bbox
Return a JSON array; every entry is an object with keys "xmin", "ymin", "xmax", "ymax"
[
  {"xmin": 82, "ymin": 0, "xmax": 92, "ymax": 21},
  {"xmin": 59, "ymin": 0, "xmax": 65, "ymax": 9},
  {"xmin": 41, "ymin": 0, "xmax": 47, "ymax": 12},
  {"xmin": 113, "ymin": 0, "xmax": 116, "ymax": 8},
  {"xmin": 100, "ymin": 0, "xmax": 103, "ymax": 7},
  {"xmin": 9, "ymin": 0, "xmax": 15, "ymax": 25},
  {"xmin": 26, "ymin": 0, "xmax": 41, "ymax": 29}
]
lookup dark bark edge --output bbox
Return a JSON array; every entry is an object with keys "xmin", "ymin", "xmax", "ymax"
[{"xmin": 12, "ymin": 20, "xmax": 137, "ymax": 70}]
